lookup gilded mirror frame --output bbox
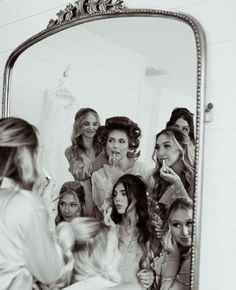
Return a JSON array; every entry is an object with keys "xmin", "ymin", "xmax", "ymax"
[{"xmin": 1, "ymin": 1, "xmax": 206, "ymax": 289}]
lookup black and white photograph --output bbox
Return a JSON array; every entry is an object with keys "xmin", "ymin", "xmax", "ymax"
[{"xmin": 0, "ymin": 1, "xmax": 235, "ymax": 290}]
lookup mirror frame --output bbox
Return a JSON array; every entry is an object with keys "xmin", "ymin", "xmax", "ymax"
[{"xmin": 1, "ymin": 1, "xmax": 206, "ymax": 289}]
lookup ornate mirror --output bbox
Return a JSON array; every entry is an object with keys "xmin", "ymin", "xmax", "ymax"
[{"xmin": 1, "ymin": 1, "xmax": 206, "ymax": 289}]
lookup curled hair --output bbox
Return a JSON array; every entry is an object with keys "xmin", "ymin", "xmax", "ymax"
[
  {"xmin": 166, "ymin": 107, "xmax": 195, "ymax": 145},
  {"xmin": 96, "ymin": 116, "xmax": 141, "ymax": 158},
  {"xmin": 151, "ymin": 126, "xmax": 195, "ymax": 201},
  {"xmin": 0, "ymin": 117, "xmax": 39, "ymax": 190},
  {"xmin": 69, "ymin": 108, "xmax": 102, "ymax": 156},
  {"xmin": 55, "ymin": 181, "xmax": 85, "ymax": 225},
  {"xmin": 56, "ymin": 217, "xmax": 120, "ymax": 287},
  {"xmin": 111, "ymin": 174, "xmax": 153, "ymax": 267}
]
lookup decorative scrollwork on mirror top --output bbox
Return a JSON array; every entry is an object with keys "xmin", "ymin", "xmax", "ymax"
[{"xmin": 47, "ymin": 0, "xmax": 125, "ymax": 28}]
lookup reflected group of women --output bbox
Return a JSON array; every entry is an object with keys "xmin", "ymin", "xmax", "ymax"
[{"xmin": 0, "ymin": 106, "xmax": 195, "ymax": 290}]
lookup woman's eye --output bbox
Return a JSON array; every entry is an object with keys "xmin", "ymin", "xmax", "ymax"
[
  {"xmin": 93, "ymin": 123, "xmax": 98, "ymax": 127},
  {"xmin": 172, "ymin": 223, "xmax": 181, "ymax": 228},
  {"xmin": 164, "ymin": 144, "xmax": 171, "ymax": 149},
  {"xmin": 186, "ymin": 221, "xmax": 193, "ymax": 227},
  {"xmin": 108, "ymin": 138, "xmax": 113, "ymax": 143},
  {"xmin": 183, "ymin": 127, "xmax": 188, "ymax": 131},
  {"xmin": 155, "ymin": 145, "xmax": 159, "ymax": 150},
  {"xmin": 119, "ymin": 140, "xmax": 126, "ymax": 144},
  {"xmin": 70, "ymin": 203, "xmax": 77, "ymax": 207}
]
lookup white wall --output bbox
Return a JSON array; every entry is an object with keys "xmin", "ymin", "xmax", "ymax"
[{"xmin": 0, "ymin": 0, "xmax": 235, "ymax": 289}]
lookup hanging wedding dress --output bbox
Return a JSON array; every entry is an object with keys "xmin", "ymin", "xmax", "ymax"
[{"xmin": 38, "ymin": 70, "xmax": 79, "ymax": 226}]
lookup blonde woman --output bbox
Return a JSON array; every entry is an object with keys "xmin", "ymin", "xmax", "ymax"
[
  {"xmin": 0, "ymin": 117, "xmax": 63, "ymax": 290},
  {"xmin": 55, "ymin": 217, "xmax": 142, "ymax": 290},
  {"xmin": 153, "ymin": 197, "xmax": 193, "ymax": 290},
  {"xmin": 65, "ymin": 108, "xmax": 103, "ymax": 216},
  {"xmin": 148, "ymin": 126, "xmax": 194, "ymax": 252},
  {"xmin": 53, "ymin": 217, "xmax": 120, "ymax": 289}
]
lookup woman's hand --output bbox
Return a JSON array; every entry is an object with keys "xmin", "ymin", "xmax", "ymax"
[
  {"xmin": 109, "ymin": 153, "xmax": 120, "ymax": 167},
  {"xmin": 137, "ymin": 269, "xmax": 154, "ymax": 289},
  {"xmin": 103, "ymin": 205, "xmax": 116, "ymax": 228},
  {"xmin": 152, "ymin": 220, "xmax": 164, "ymax": 239},
  {"xmin": 163, "ymin": 230, "xmax": 180, "ymax": 256},
  {"xmin": 160, "ymin": 166, "xmax": 180, "ymax": 184},
  {"xmin": 104, "ymin": 164, "xmax": 124, "ymax": 185}
]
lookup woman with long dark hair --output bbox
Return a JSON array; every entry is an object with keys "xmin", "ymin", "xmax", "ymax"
[
  {"xmin": 111, "ymin": 174, "xmax": 155, "ymax": 289},
  {"xmin": 166, "ymin": 107, "xmax": 195, "ymax": 160}
]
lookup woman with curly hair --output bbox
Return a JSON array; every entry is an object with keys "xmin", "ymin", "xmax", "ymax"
[
  {"xmin": 110, "ymin": 174, "xmax": 156, "ymax": 289},
  {"xmin": 65, "ymin": 108, "xmax": 103, "ymax": 216},
  {"xmin": 91, "ymin": 116, "xmax": 149, "ymax": 217}
]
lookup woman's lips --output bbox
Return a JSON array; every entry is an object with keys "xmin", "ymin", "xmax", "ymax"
[{"xmin": 180, "ymin": 237, "xmax": 191, "ymax": 243}]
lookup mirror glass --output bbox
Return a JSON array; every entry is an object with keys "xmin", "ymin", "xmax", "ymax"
[
  {"xmin": 1, "ymin": 7, "xmax": 205, "ymax": 288},
  {"xmin": 9, "ymin": 16, "xmax": 197, "ymax": 196}
]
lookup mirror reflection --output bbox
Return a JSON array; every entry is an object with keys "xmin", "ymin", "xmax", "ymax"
[{"xmin": 3, "ymin": 15, "xmax": 198, "ymax": 290}]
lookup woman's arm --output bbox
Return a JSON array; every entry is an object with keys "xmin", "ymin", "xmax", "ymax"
[
  {"xmin": 22, "ymin": 200, "xmax": 64, "ymax": 284},
  {"xmin": 169, "ymin": 254, "xmax": 191, "ymax": 290},
  {"xmin": 159, "ymin": 167, "xmax": 190, "ymax": 208},
  {"xmin": 91, "ymin": 165, "xmax": 124, "ymax": 211},
  {"xmin": 91, "ymin": 169, "xmax": 112, "ymax": 210}
]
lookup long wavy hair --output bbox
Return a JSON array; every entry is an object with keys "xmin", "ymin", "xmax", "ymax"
[
  {"xmin": 111, "ymin": 174, "xmax": 154, "ymax": 267},
  {"xmin": 96, "ymin": 116, "xmax": 141, "ymax": 159},
  {"xmin": 54, "ymin": 217, "xmax": 120, "ymax": 288},
  {"xmin": 166, "ymin": 107, "xmax": 196, "ymax": 145},
  {"xmin": 69, "ymin": 108, "xmax": 102, "ymax": 156},
  {"xmin": 0, "ymin": 117, "xmax": 39, "ymax": 190},
  {"xmin": 55, "ymin": 181, "xmax": 85, "ymax": 225},
  {"xmin": 151, "ymin": 126, "xmax": 195, "ymax": 201}
]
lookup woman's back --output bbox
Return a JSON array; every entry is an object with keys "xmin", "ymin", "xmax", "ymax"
[{"xmin": 0, "ymin": 177, "xmax": 63, "ymax": 290}]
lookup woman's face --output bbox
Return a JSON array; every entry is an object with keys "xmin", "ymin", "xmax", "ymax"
[
  {"xmin": 170, "ymin": 208, "xmax": 193, "ymax": 247},
  {"xmin": 80, "ymin": 112, "xmax": 99, "ymax": 138},
  {"xmin": 174, "ymin": 117, "xmax": 190, "ymax": 134},
  {"xmin": 106, "ymin": 130, "xmax": 129, "ymax": 161},
  {"xmin": 59, "ymin": 192, "xmax": 81, "ymax": 222},
  {"xmin": 113, "ymin": 182, "xmax": 129, "ymax": 214},
  {"xmin": 155, "ymin": 134, "xmax": 180, "ymax": 167}
]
